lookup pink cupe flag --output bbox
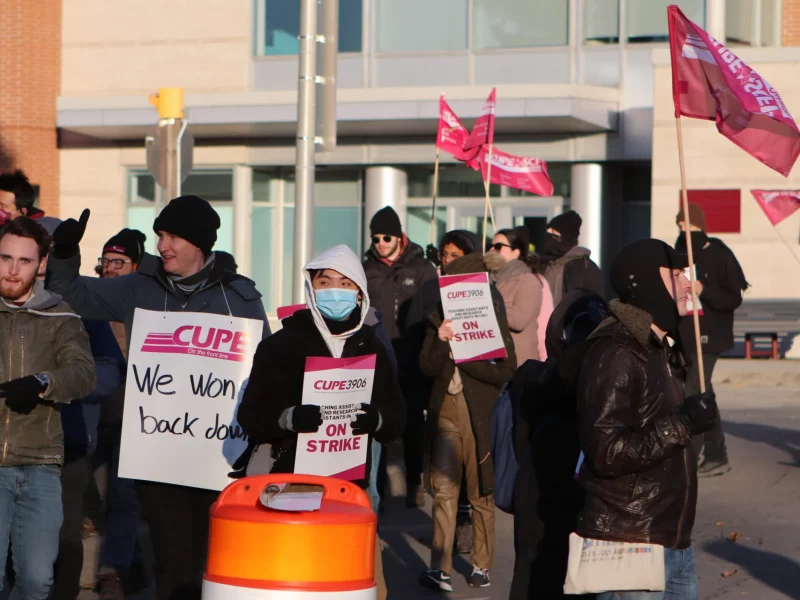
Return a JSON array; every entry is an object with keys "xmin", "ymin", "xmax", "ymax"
[
  {"xmin": 668, "ymin": 5, "xmax": 800, "ymax": 176},
  {"xmin": 480, "ymin": 147, "xmax": 554, "ymax": 197},
  {"xmin": 436, "ymin": 96, "xmax": 480, "ymax": 170},
  {"xmin": 751, "ymin": 190, "xmax": 800, "ymax": 225},
  {"xmin": 463, "ymin": 88, "xmax": 496, "ymax": 151}
]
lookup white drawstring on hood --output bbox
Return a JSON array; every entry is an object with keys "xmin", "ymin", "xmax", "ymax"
[{"xmin": 304, "ymin": 245, "xmax": 371, "ymax": 358}]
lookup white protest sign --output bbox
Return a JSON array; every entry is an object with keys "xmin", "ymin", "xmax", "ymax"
[
  {"xmin": 439, "ymin": 272, "xmax": 507, "ymax": 364},
  {"xmin": 684, "ymin": 266, "xmax": 704, "ymax": 316},
  {"xmin": 119, "ymin": 308, "xmax": 263, "ymax": 490},
  {"xmin": 294, "ymin": 355, "xmax": 375, "ymax": 480}
]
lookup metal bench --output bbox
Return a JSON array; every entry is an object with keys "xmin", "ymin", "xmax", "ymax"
[{"xmin": 744, "ymin": 332, "xmax": 779, "ymax": 360}]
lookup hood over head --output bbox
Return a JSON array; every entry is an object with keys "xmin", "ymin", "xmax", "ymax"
[
  {"xmin": 303, "ymin": 244, "xmax": 370, "ymax": 358},
  {"xmin": 0, "ymin": 280, "xmax": 72, "ymax": 314}
]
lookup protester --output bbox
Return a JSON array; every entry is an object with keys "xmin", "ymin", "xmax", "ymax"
[
  {"xmin": 484, "ymin": 226, "xmax": 553, "ymax": 363},
  {"xmin": 675, "ymin": 204, "xmax": 748, "ymax": 477},
  {"xmin": 540, "ymin": 210, "xmax": 604, "ymax": 305},
  {"xmin": 406, "ymin": 229, "xmax": 485, "ymax": 551},
  {"xmin": 363, "ymin": 206, "xmax": 436, "ymax": 508},
  {"xmin": 237, "ymin": 244, "xmax": 406, "ymax": 600},
  {"xmin": 0, "ymin": 217, "xmax": 96, "ymax": 600},
  {"xmin": 509, "ymin": 290, "xmax": 607, "ymax": 600},
  {"xmin": 0, "ymin": 170, "xmax": 61, "ymax": 234},
  {"xmin": 214, "ymin": 251, "xmax": 237, "ymax": 274},
  {"xmin": 47, "ymin": 196, "xmax": 269, "ymax": 600},
  {"xmin": 418, "ymin": 252, "xmax": 517, "ymax": 591},
  {"xmin": 575, "ymin": 239, "xmax": 718, "ymax": 599},
  {"xmin": 53, "ymin": 320, "xmax": 125, "ymax": 600}
]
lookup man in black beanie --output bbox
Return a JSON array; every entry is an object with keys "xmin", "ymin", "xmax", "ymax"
[
  {"xmin": 46, "ymin": 195, "xmax": 269, "ymax": 600},
  {"xmin": 573, "ymin": 239, "xmax": 718, "ymax": 599},
  {"xmin": 97, "ymin": 228, "xmax": 147, "ymax": 278},
  {"xmin": 363, "ymin": 205, "xmax": 436, "ymax": 508},
  {"xmin": 539, "ymin": 210, "xmax": 604, "ymax": 306}
]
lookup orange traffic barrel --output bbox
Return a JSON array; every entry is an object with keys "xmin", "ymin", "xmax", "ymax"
[{"xmin": 203, "ymin": 474, "xmax": 377, "ymax": 600}]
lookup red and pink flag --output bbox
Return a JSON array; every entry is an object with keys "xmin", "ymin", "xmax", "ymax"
[
  {"xmin": 668, "ymin": 5, "xmax": 800, "ymax": 176},
  {"xmin": 751, "ymin": 190, "xmax": 800, "ymax": 225},
  {"xmin": 463, "ymin": 88, "xmax": 496, "ymax": 151},
  {"xmin": 479, "ymin": 147, "xmax": 554, "ymax": 197},
  {"xmin": 436, "ymin": 96, "xmax": 480, "ymax": 170}
]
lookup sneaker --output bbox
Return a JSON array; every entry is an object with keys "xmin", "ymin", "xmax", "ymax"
[
  {"xmin": 419, "ymin": 569, "xmax": 453, "ymax": 592},
  {"xmin": 97, "ymin": 571, "xmax": 124, "ymax": 600},
  {"xmin": 469, "ymin": 566, "xmax": 491, "ymax": 588},
  {"xmin": 698, "ymin": 460, "xmax": 731, "ymax": 478}
]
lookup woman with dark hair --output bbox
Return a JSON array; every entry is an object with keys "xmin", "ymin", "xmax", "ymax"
[{"xmin": 485, "ymin": 227, "xmax": 553, "ymax": 363}]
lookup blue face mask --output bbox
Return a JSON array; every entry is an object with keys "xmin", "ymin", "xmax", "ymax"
[{"xmin": 315, "ymin": 288, "xmax": 359, "ymax": 321}]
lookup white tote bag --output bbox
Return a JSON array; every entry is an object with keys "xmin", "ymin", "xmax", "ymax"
[{"xmin": 563, "ymin": 533, "xmax": 666, "ymax": 594}]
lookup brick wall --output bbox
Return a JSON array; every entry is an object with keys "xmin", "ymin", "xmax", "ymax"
[
  {"xmin": 784, "ymin": 0, "xmax": 800, "ymax": 46},
  {"xmin": 0, "ymin": 0, "xmax": 61, "ymax": 217}
]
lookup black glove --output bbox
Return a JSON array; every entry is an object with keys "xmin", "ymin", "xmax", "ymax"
[
  {"xmin": 680, "ymin": 391, "xmax": 718, "ymax": 435},
  {"xmin": 289, "ymin": 405, "xmax": 323, "ymax": 433},
  {"xmin": 425, "ymin": 244, "xmax": 440, "ymax": 267},
  {"xmin": 350, "ymin": 403, "xmax": 381, "ymax": 436},
  {"xmin": 228, "ymin": 443, "xmax": 255, "ymax": 479},
  {"xmin": 0, "ymin": 375, "xmax": 47, "ymax": 414},
  {"xmin": 52, "ymin": 209, "xmax": 90, "ymax": 258}
]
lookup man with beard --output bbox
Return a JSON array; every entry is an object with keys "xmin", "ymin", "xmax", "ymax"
[
  {"xmin": 363, "ymin": 206, "xmax": 436, "ymax": 508},
  {"xmin": 675, "ymin": 204, "xmax": 748, "ymax": 478},
  {"xmin": 539, "ymin": 211, "xmax": 604, "ymax": 306},
  {"xmin": 575, "ymin": 239, "xmax": 718, "ymax": 598},
  {"xmin": 0, "ymin": 217, "xmax": 95, "ymax": 600}
]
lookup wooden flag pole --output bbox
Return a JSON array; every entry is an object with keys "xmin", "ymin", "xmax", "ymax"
[
  {"xmin": 772, "ymin": 223, "xmax": 800, "ymax": 269},
  {"xmin": 483, "ymin": 143, "xmax": 495, "ymax": 243},
  {"xmin": 430, "ymin": 147, "xmax": 441, "ymax": 246},
  {"xmin": 676, "ymin": 116, "xmax": 706, "ymax": 393}
]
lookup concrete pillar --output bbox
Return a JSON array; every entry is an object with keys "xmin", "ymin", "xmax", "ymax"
[
  {"xmin": 707, "ymin": 0, "xmax": 726, "ymax": 42},
  {"xmin": 364, "ymin": 166, "xmax": 408, "ymax": 249},
  {"xmin": 570, "ymin": 163, "xmax": 603, "ymax": 267},
  {"xmin": 233, "ymin": 165, "xmax": 252, "ymax": 277}
]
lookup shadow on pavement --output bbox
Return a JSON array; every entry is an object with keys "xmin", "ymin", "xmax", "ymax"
[
  {"xmin": 724, "ymin": 420, "xmax": 800, "ymax": 467},
  {"xmin": 704, "ymin": 539, "xmax": 800, "ymax": 600}
]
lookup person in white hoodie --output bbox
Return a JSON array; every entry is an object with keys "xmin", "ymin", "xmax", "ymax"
[{"xmin": 237, "ymin": 245, "xmax": 406, "ymax": 600}]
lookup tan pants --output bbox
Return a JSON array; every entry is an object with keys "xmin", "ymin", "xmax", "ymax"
[{"xmin": 430, "ymin": 393, "xmax": 495, "ymax": 574}]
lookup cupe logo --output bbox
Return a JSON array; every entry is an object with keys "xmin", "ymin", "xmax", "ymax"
[{"xmin": 141, "ymin": 325, "xmax": 249, "ymax": 362}]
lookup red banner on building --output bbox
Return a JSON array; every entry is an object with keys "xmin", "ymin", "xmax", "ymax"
[
  {"xmin": 463, "ymin": 88, "xmax": 496, "ymax": 152},
  {"xmin": 480, "ymin": 147, "xmax": 554, "ymax": 197},
  {"xmin": 436, "ymin": 96, "xmax": 480, "ymax": 170},
  {"xmin": 668, "ymin": 5, "xmax": 800, "ymax": 176},
  {"xmin": 751, "ymin": 190, "xmax": 800, "ymax": 225}
]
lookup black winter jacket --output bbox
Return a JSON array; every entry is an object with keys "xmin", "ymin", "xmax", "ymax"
[
  {"xmin": 236, "ymin": 310, "xmax": 406, "ymax": 489},
  {"xmin": 363, "ymin": 240, "xmax": 437, "ymax": 348},
  {"xmin": 576, "ymin": 300, "xmax": 696, "ymax": 550},
  {"xmin": 676, "ymin": 238, "xmax": 747, "ymax": 355}
]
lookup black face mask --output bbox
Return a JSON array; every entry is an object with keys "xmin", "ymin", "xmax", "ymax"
[
  {"xmin": 540, "ymin": 233, "xmax": 575, "ymax": 262},
  {"xmin": 676, "ymin": 231, "xmax": 709, "ymax": 255}
]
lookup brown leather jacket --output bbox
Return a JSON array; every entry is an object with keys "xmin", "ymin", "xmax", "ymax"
[{"xmin": 575, "ymin": 300, "xmax": 696, "ymax": 549}]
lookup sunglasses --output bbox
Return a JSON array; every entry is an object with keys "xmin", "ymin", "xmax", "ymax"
[
  {"xmin": 489, "ymin": 242, "xmax": 511, "ymax": 252},
  {"xmin": 372, "ymin": 235, "xmax": 394, "ymax": 245}
]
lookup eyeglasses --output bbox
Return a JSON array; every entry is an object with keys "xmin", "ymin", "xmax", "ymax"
[
  {"xmin": 489, "ymin": 242, "xmax": 512, "ymax": 252},
  {"xmin": 372, "ymin": 235, "xmax": 393, "ymax": 245},
  {"xmin": 98, "ymin": 258, "xmax": 132, "ymax": 269}
]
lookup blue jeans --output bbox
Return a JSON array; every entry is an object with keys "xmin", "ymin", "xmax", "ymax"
[
  {"xmin": 0, "ymin": 465, "xmax": 64, "ymax": 600},
  {"xmin": 368, "ymin": 439, "xmax": 382, "ymax": 513},
  {"xmin": 597, "ymin": 547, "xmax": 698, "ymax": 600}
]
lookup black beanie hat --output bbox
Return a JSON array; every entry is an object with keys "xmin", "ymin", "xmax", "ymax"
[
  {"xmin": 103, "ymin": 228, "xmax": 147, "ymax": 265},
  {"xmin": 440, "ymin": 229, "xmax": 481, "ymax": 255},
  {"xmin": 370, "ymin": 206, "xmax": 402, "ymax": 238},
  {"xmin": 153, "ymin": 195, "xmax": 220, "ymax": 255},
  {"xmin": 611, "ymin": 239, "xmax": 689, "ymax": 334},
  {"xmin": 547, "ymin": 210, "xmax": 582, "ymax": 245}
]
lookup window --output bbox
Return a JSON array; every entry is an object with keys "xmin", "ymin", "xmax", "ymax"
[
  {"xmin": 680, "ymin": 190, "xmax": 741, "ymax": 233},
  {"xmin": 584, "ymin": 0, "xmax": 619, "ymax": 44},
  {"xmin": 473, "ymin": 0, "xmax": 569, "ymax": 49},
  {"xmin": 628, "ymin": 0, "xmax": 705, "ymax": 43},
  {"xmin": 407, "ymin": 207, "xmax": 447, "ymax": 248},
  {"xmin": 376, "ymin": 0, "xmax": 468, "ymax": 52},
  {"xmin": 260, "ymin": 0, "xmax": 362, "ymax": 56},
  {"xmin": 407, "ymin": 166, "xmax": 500, "ymax": 198},
  {"xmin": 127, "ymin": 170, "xmax": 235, "ymax": 255}
]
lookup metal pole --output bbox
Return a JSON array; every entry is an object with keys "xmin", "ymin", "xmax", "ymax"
[
  {"xmin": 164, "ymin": 120, "xmax": 181, "ymax": 202},
  {"xmin": 293, "ymin": 0, "xmax": 319, "ymax": 303}
]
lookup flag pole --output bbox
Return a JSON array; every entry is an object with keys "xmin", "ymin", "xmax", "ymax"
[
  {"xmin": 430, "ymin": 147, "xmax": 441, "ymax": 246},
  {"xmin": 772, "ymin": 223, "xmax": 800, "ymax": 269},
  {"xmin": 676, "ymin": 116, "xmax": 706, "ymax": 394},
  {"xmin": 483, "ymin": 143, "xmax": 495, "ymax": 243}
]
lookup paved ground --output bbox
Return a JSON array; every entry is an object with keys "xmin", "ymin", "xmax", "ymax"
[{"xmin": 76, "ymin": 360, "xmax": 800, "ymax": 600}]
